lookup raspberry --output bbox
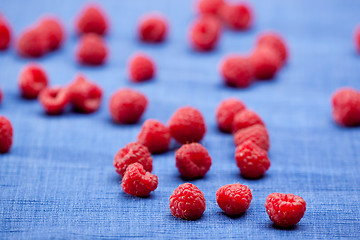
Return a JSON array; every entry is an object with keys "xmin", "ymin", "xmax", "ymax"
[
  {"xmin": 355, "ymin": 26, "xmax": 360, "ymax": 54},
  {"xmin": 0, "ymin": 116, "xmax": 13, "ymax": 153},
  {"xmin": 190, "ymin": 15, "xmax": 221, "ymax": 51},
  {"xmin": 39, "ymin": 87, "xmax": 69, "ymax": 115},
  {"xmin": 234, "ymin": 124, "xmax": 269, "ymax": 151},
  {"xmin": 235, "ymin": 140, "xmax": 270, "ymax": 179},
  {"xmin": 216, "ymin": 183, "xmax": 252, "ymax": 216},
  {"xmin": 138, "ymin": 15, "xmax": 168, "ymax": 43},
  {"xmin": 221, "ymin": 56, "xmax": 254, "ymax": 88},
  {"xmin": 175, "ymin": 143, "xmax": 212, "ymax": 179},
  {"xmin": 121, "ymin": 163, "xmax": 158, "ymax": 197},
  {"xmin": 18, "ymin": 63, "xmax": 48, "ymax": 99},
  {"xmin": 220, "ymin": 3, "xmax": 253, "ymax": 30},
  {"xmin": 216, "ymin": 98, "xmax": 246, "ymax": 133},
  {"xmin": 17, "ymin": 28, "xmax": 47, "ymax": 58},
  {"xmin": 265, "ymin": 193, "xmax": 306, "ymax": 228},
  {"xmin": 76, "ymin": 5, "xmax": 108, "ymax": 35},
  {"xmin": 113, "ymin": 142, "xmax": 153, "ymax": 177},
  {"xmin": 0, "ymin": 15, "xmax": 11, "ymax": 50},
  {"xmin": 250, "ymin": 46, "xmax": 282, "ymax": 80},
  {"xmin": 76, "ymin": 33, "xmax": 108, "ymax": 65},
  {"xmin": 232, "ymin": 109, "xmax": 264, "ymax": 133},
  {"xmin": 168, "ymin": 106, "xmax": 206, "ymax": 144},
  {"xmin": 197, "ymin": 0, "xmax": 225, "ymax": 16},
  {"xmin": 257, "ymin": 32, "xmax": 288, "ymax": 65},
  {"xmin": 128, "ymin": 53, "xmax": 155, "ymax": 82},
  {"xmin": 39, "ymin": 17, "xmax": 64, "ymax": 51},
  {"xmin": 109, "ymin": 88, "xmax": 148, "ymax": 124},
  {"xmin": 331, "ymin": 87, "xmax": 360, "ymax": 127},
  {"xmin": 169, "ymin": 183, "xmax": 206, "ymax": 220},
  {"xmin": 137, "ymin": 119, "xmax": 170, "ymax": 153}
]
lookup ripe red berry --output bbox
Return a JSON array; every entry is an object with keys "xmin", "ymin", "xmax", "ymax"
[
  {"xmin": 76, "ymin": 33, "xmax": 108, "ymax": 65},
  {"xmin": 0, "ymin": 15, "xmax": 11, "ymax": 50},
  {"xmin": 257, "ymin": 32, "xmax": 288, "ymax": 65},
  {"xmin": 234, "ymin": 124, "xmax": 269, "ymax": 151},
  {"xmin": 76, "ymin": 5, "xmax": 108, "ymax": 35},
  {"xmin": 121, "ymin": 163, "xmax": 158, "ymax": 197},
  {"xmin": 355, "ymin": 26, "xmax": 360, "ymax": 54},
  {"xmin": 331, "ymin": 87, "xmax": 360, "ymax": 127},
  {"xmin": 128, "ymin": 53, "xmax": 155, "ymax": 82},
  {"xmin": 220, "ymin": 3, "xmax": 253, "ymax": 30},
  {"xmin": 17, "ymin": 28, "xmax": 48, "ymax": 58},
  {"xmin": 168, "ymin": 106, "xmax": 206, "ymax": 144},
  {"xmin": 251, "ymin": 46, "xmax": 282, "ymax": 80},
  {"xmin": 216, "ymin": 98, "xmax": 246, "ymax": 133},
  {"xmin": 169, "ymin": 183, "xmax": 206, "ymax": 220},
  {"xmin": 221, "ymin": 56, "xmax": 254, "ymax": 88},
  {"xmin": 18, "ymin": 63, "xmax": 48, "ymax": 99},
  {"xmin": 113, "ymin": 142, "xmax": 153, "ymax": 177},
  {"xmin": 39, "ymin": 87, "xmax": 69, "ymax": 115},
  {"xmin": 265, "ymin": 193, "xmax": 306, "ymax": 227},
  {"xmin": 138, "ymin": 15, "xmax": 168, "ymax": 43},
  {"xmin": 216, "ymin": 183, "xmax": 252, "ymax": 216},
  {"xmin": 137, "ymin": 119, "xmax": 170, "ymax": 153},
  {"xmin": 190, "ymin": 15, "xmax": 221, "ymax": 51},
  {"xmin": 175, "ymin": 143, "xmax": 212, "ymax": 179},
  {"xmin": 109, "ymin": 88, "xmax": 148, "ymax": 124},
  {"xmin": 232, "ymin": 109, "xmax": 264, "ymax": 133},
  {"xmin": 235, "ymin": 140, "xmax": 270, "ymax": 179},
  {"xmin": 0, "ymin": 116, "xmax": 13, "ymax": 153},
  {"xmin": 39, "ymin": 17, "xmax": 65, "ymax": 51},
  {"xmin": 197, "ymin": 0, "xmax": 225, "ymax": 16}
]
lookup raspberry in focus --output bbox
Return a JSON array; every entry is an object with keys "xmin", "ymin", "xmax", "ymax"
[
  {"xmin": 221, "ymin": 56, "xmax": 254, "ymax": 88},
  {"xmin": 39, "ymin": 17, "xmax": 65, "ymax": 51},
  {"xmin": 190, "ymin": 15, "xmax": 221, "ymax": 51},
  {"xmin": 39, "ymin": 87, "xmax": 70, "ymax": 115},
  {"xmin": 76, "ymin": 5, "xmax": 108, "ymax": 35},
  {"xmin": 232, "ymin": 109, "xmax": 264, "ymax": 133},
  {"xmin": 0, "ymin": 15, "xmax": 11, "ymax": 50},
  {"xmin": 128, "ymin": 53, "xmax": 155, "ymax": 82},
  {"xmin": 137, "ymin": 119, "xmax": 171, "ymax": 153},
  {"xmin": 216, "ymin": 98, "xmax": 246, "ymax": 133},
  {"xmin": 250, "ymin": 46, "xmax": 282, "ymax": 80},
  {"xmin": 220, "ymin": 3, "xmax": 253, "ymax": 30},
  {"xmin": 19, "ymin": 63, "xmax": 48, "ymax": 99},
  {"xmin": 76, "ymin": 33, "xmax": 107, "ymax": 65},
  {"xmin": 197, "ymin": 0, "xmax": 225, "ymax": 16},
  {"xmin": 17, "ymin": 28, "xmax": 48, "ymax": 58},
  {"xmin": 0, "ymin": 116, "xmax": 13, "ymax": 153},
  {"xmin": 257, "ymin": 32, "xmax": 288, "ymax": 65},
  {"xmin": 138, "ymin": 15, "xmax": 168, "ymax": 43},
  {"xmin": 216, "ymin": 183, "xmax": 252, "ymax": 216},
  {"xmin": 234, "ymin": 124, "xmax": 270, "ymax": 151},
  {"xmin": 331, "ymin": 87, "xmax": 360, "ymax": 127}
]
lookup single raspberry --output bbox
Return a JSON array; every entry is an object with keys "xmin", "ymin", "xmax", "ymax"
[
  {"xmin": 250, "ymin": 46, "xmax": 282, "ymax": 80},
  {"xmin": 18, "ymin": 63, "xmax": 48, "ymax": 99},
  {"xmin": 0, "ymin": 116, "xmax": 13, "ymax": 153},
  {"xmin": 234, "ymin": 124, "xmax": 269, "ymax": 151},
  {"xmin": 232, "ymin": 109, "xmax": 264, "ymax": 133},
  {"xmin": 76, "ymin": 5, "xmax": 108, "ymax": 35},
  {"xmin": 128, "ymin": 53, "xmax": 155, "ymax": 82},
  {"xmin": 235, "ymin": 140, "xmax": 270, "ymax": 179},
  {"xmin": 109, "ymin": 88, "xmax": 148, "ymax": 124},
  {"xmin": 216, "ymin": 98, "xmax": 246, "ymax": 133},
  {"xmin": 138, "ymin": 15, "xmax": 168, "ymax": 43},
  {"xmin": 137, "ymin": 119, "xmax": 171, "ymax": 154},
  {"xmin": 113, "ymin": 142, "xmax": 153, "ymax": 177},
  {"xmin": 265, "ymin": 193, "xmax": 306, "ymax": 228},
  {"xmin": 216, "ymin": 183, "xmax": 252, "ymax": 216},
  {"xmin": 39, "ymin": 17, "xmax": 65, "ymax": 51},
  {"xmin": 197, "ymin": 0, "xmax": 225, "ymax": 16},
  {"xmin": 190, "ymin": 15, "xmax": 221, "ymax": 51},
  {"xmin": 355, "ymin": 26, "xmax": 360, "ymax": 54},
  {"xmin": 121, "ymin": 163, "xmax": 158, "ymax": 197},
  {"xmin": 168, "ymin": 106, "xmax": 206, "ymax": 144},
  {"xmin": 39, "ymin": 87, "xmax": 69, "ymax": 115},
  {"xmin": 221, "ymin": 56, "xmax": 254, "ymax": 88},
  {"xmin": 331, "ymin": 87, "xmax": 360, "ymax": 127},
  {"xmin": 175, "ymin": 143, "xmax": 212, "ymax": 179},
  {"xmin": 76, "ymin": 33, "xmax": 107, "ymax": 65},
  {"xmin": 220, "ymin": 3, "xmax": 253, "ymax": 30},
  {"xmin": 0, "ymin": 15, "xmax": 11, "ymax": 50},
  {"xmin": 257, "ymin": 32, "xmax": 288, "ymax": 65},
  {"xmin": 17, "ymin": 27, "xmax": 48, "ymax": 58},
  {"xmin": 169, "ymin": 183, "xmax": 206, "ymax": 220}
]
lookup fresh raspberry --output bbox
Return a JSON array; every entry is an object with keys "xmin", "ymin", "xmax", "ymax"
[
  {"xmin": 0, "ymin": 116, "xmax": 13, "ymax": 153},
  {"xmin": 216, "ymin": 98, "xmax": 246, "ymax": 133},
  {"xmin": 121, "ymin": 163, "xmax": 158, "ymax": 197},
  {"xmin": 232, "ymin": 109, "xmax": 264, "ymax": 133},
  {"xmin": 137, "ymin": 119, "xmax": 170, "ymax": 154},
  {"xmin": 39, "ymin": 17, "xmax": 65, "ymax": 51},
  {"xmin": 190, "ymin": 15, "xmax": 221, "ymax": 51},
  {"xmin": 109, "ymin": 88, "xmax": 148, "ymax": 124},
  {"xmin": 331, "ymin": 87, "xmax": 360, "ymax": 127},
  {"xmin": 76, "ymin": 5, "xmax": 108, "ymax": 35},
  {"xmin": 76, "ymin": 33, "xmax": 107, "ymax": 65},
  {"xmin": 113, "ymin": 142, "xmax": 153, "ymax": 177},
  {"xmin": 220, "ymin": 56, "xmax": 254, "ymax": 88},
  {"xmin": 168, "ymin": 106, "xmax": 206, "ymax": 144},
  {"xmin": 0, "ymin": 15, "xmax": 11, "ymax": 50},
  {"xmin": 197, "ymin": 0, "xmax": 225, "ymax": 16},
  {"xmin": 257, "ymin": 32, "xmax": 288, "ymax": 65},
  {"xmin": 18, "ymin": 63, "xmax": 48, "ymax": 99},
  {"xmin": 265, "ymin": 193, "xmax": 306, "ymax": 228},
  {"xmin": 220, "ymin": 3, "xmax": 253, "ymax": 30},
  {"xmin": 250, "ymin": 46, "xmax": 282, "ymax": 80},
  {"xmin": 17, "ymin": 28, "xmax": 48, "ymax": 58},
  {"xmin": 138, "ymin": 15, "xmax": 168, "ymax": 43},
  {"xmin": 169, "ymin": 183, "xmax": 206, "ymax": 220},
  {"xmin": 355, "ymin": 26, "xmax": 360, "ymax": 54},
  {"xmin": 39, "ymin": 87, "xmax": 69, "ymax": 115},
  {"xmin": 128, "ymin": 53, "xmax": 155, "ymax": 82},
  {"xmin": 235, "ymin": 140, "xmax": 270, "ymax": 179},
  {"xmin": 234, "ymin": 124, "xmax": 269, "ymax": 151},
  {"xmin": 175, "ymin": 143, "xmax": 212, "ymax": 179},
  {"xmin": 216, "ymin": 183, "xmax": 252, "ymax": 216}
]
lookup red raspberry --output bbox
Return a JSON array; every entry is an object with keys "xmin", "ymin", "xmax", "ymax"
[
  {"xmin": 138, "ymin": 15, "xmax": 168, "ymax": 43},
  {"xmin": 128, "ymin": 53, "xmax": 155, "ymax": 82},
  {"xmin": 250, "ymin": 46, "xmax": 282, "ymax": 80},
  {"xmin": 331, "ymin": 87, "xmax": 360, "ymax": 127},
  {"xmin": 169, "ymin": 183, "xmax": 206, "ymax": 220},
  {"xmin": 197, "ymin": 0, "xmax": 225, "ymax": 16},
  {"xmin": 220, "ymin": 3, "xmax": 253, "ymax": 30},
  {"xmin": 355, "ymin": 26, "xmax": 360, "ymax": 54},
  {"xmin": 39, "ymin": 87, "xmax": 69, "ymax": 115},
  {"xmin": 113, "ymin": 142, "xmax": 153, "ymax": 177},
  {"xmin": 265, "ymin": 193, "xmax": 306, "ymax": 228},
  {"xmin": 190, "ymin": 15, "xmax": 221, "ymax": 51},
  {"xmin": 232, "ymin": 109, "xmax": 264, "ymax": 133},
  {"xmin": 257, "ymin": 32, "xmax": 288, "ymax": 65},
  {"xmin": 235, "ymin": 140, "xmax": 270, "ymax": 179},
  {"xmin": 0, "ymin": 116, "xmax": 13, "ymax": 153},
  {"xmin": 39, "ymin": 17, "xmax": 65, "ymax": 51},
  {"xmin": 234, "ymin": 124, "xmax": 269, "ymax": 151},
  {"xmin": 17, "ymin": 28, "xmax": 48, "ymax": 58},
  {"xmin": 18, "ymin": 63, "xmax": 48, "ymax": 99},
  {"xmin": 0, "ymin": 15, "xmax": 11, "ymax": 50},
  {"xmin": 168, "ymin": 106, "xmax": 206, "ymax": 144},
  {"xmin": 221, "ymin": 56, "xmax": 254, "ymax": 88},
  {"xmin": 121, "ymin": 163, "xmax": 158, "ymax": 197},
  {"xmin": 216, "ymin": 98, "xmax": 246, "ymax": 133},
  {"xmin": 76, "ymin": 33, "xmax": 107, "ymax": 65},
  {"xmin": 216, "ymin": 183, "xmax": 252, "ymax": 216},
  {"xmin": 109, "ymin": 88, "xmax": 148, "ymax": 124},
  {"xmin": 137, "ymin": 119, "xmax": 170, "ymax": 154},
  {"xmin": 76, "ymin": 5, "xmax": 108, "ymax": 35},
  {"xmin": 175, "ymin": 143, "xmax": 212, "ymax": 179}
]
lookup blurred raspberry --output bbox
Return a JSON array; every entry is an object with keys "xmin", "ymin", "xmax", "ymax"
[
  {"xmin": 250, "ymin": 46, "xmax": 282, "ymax": 79},
  {"xmin": 76, "ymin": 4, "xmax": 108, "ymax": 35},
  {"xmin": 216, "ymin": 98, "xmax": 246, "ymax": 133},
  {"xmin": 197, "ymin": 0, "xmax": 225, "ymax": 16},
  {"xmin": 220, "ymin": 3, "xmax": 253, "ymax": 30},
  {"xmin": 0, "ymin": 15, "xmax": 11, "ymax": 50},
  {"xmin": 332, "ymin": 87, "xmax": 360, "ymax": 127},
  {"xmin": 138, "ymin": 15, "xmax": 168, "ymax": 43},
  {"xmin": 190, "ymin": 15, "xmax": 221, "ymax": 51},
  {"xmin": 355, "ymin": 26, "xmax": 360, "ymax": 54},
  {"xmin": 128, "ymin": 53, "xmax": 155, "ymax": 82},
  {"xmin": 257, "ymin": 32, "xmax": 288, "ymax": 65},
  {"xmin": 137, "ymin": 119, "xmax": 171, "ymax": 153},
  {"xmin": 232, "ymin": 109, "xmax": 264, "ymax": 133},
  {"xmin": 234, "ymin": 124, "xmax": 270, "ymax": 151},
  {"xmin": 17, "ymin": 28, "xmax": 48, "ymax": 58},
  {"xmin": 221, "ymin": 56, "xmax": 254, "ymax": 88},
  {"xmin": 0, "ymin": 116, "xmax": 13, "ymax": 153},
  {"xmin": 216, "ymin": 183, "xmax": 252, "ymax": 215},
  {"xmin": 0, "ymin": 87, "xmax": 2, "ymax": 104},
  {"xmin": 39, "ymin": 17, "xmax": 65, "ymax": 51},
  {"xmin": 39, "ymin": 87, "xmax": 69, "ymax": 115},
  {"xmin": 18, "ymin": 63, "xmax": 48, "ymax": 99},
  {"xmin": 76, "ymin": 33, "xmax": 107, "ymax": 65}
]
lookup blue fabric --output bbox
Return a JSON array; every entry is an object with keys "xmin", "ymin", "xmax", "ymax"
[{"xmin": 1, "ymin": 0, "xmax": 360, "ymax": 239}]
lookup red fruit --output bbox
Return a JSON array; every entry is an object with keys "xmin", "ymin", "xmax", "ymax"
[
  {"xmin": 257, "ymin": 32, "xmax": 288, "ymax": 65},
  {"xmin": 39, "ymin": 17, "xmax": 65, "ymax": 51},
  {"xmin": 138, "ymin": 15, "xmax": 168, "ymax": 43},
  {"xmin": 332, "ymin": 87, "xmax": 360, "ymax": 127},
  {"xmin": 18, "ymin": 63, "xmax": 48, "ymax": 99},
  {"xmin": 0, "ymin": 15, "xmax": 11, "ymax": 50},
  {"xmin": 137, "ymin": 119, "xmax": 170, "ymax": 153},
  {"xmin": 235, "ymin": 140, "xmax": 270, "ymax": 179},
  {"xmin": 190, "ymin": 15, "xmax": 221, "ymax": 51},
  {"xmin": 175, "ymin": 143, "xmax": 212, "ymax": 179},
  {"xmin": 113, "ymin": 142, "xmax": 153, "ymax": 177},
  {"xmin": 121, "ymin": 163, "xmax": 158, "ymax": 197},
  {"xmin": 168, "ymin": 106, "xmax": 206, "ymax": 144},
  {"xmin": 17, "ymin": 28, "xmax": 48, "ymax": 57},
  {"xmin": 76, "ymin": 5, "xmax": 108, "ymax": 35},
  {"xmin": 169, "ymin": 183, "xmax": 206, "ymax": 220},
  {"xmin": 0, "ymin": 87, "xmax": 2, "ymax": 103},
  {"xmin": 220, "ymin": 3, "xmax": 253, "ymax": 30},
  {"xmin": 216, "ymin": 183, "xmax": 252, "ymax": 215},
  {"xmin": 0, "ymin": 116, "xmax": 13, "ymax": 153},
  {"xmin": 232, "ymin": 109, "xmax": 264, "ymax": 133},
  {"xmin": 265, "ymin": 193, "xmax": 306, "ymax": 227},
  {"xmin": 197, "ymin": 0, "xmax": 225, "ymax": 16},
  {"xmin": 38, "ymin": 87, "xmax": 69, "ymax": 115},
  {"xmin": 109, "ymin": 88, "xmax": 148, "ymax": 124},
  {"xmin": 251, "ymin": 46, "xmax": 282, "ymax": 79},
  {"xmin": 234, "ymin": 124, "xmax": 269, "ymax": 151},
  {"xmin": 76, "ymin": 33, "xmax": 107, "ymax": 65},
  {"xmin": 128, "ymin": 53, "xmax": 155, "ymax": 82},
  {"xmin": 355, "ymin": 26, "xmax": 360, "ymax": 54},
  {"xmin": 221, "ymin": 56, "xmax": 254, "ymax": 88},
  {"xmin": 216, "ymin": 98, "xmax": 246, "ymax": 133}
]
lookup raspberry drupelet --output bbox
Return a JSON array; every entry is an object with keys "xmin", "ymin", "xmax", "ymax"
[
  {"xmin": 128, "ymin": 53, "xmax": 156, "ymax": 82},
  {"xmin": 76, "ymin": 33, "xmax": 108, "ymax": 65},
  {"xmin": 257, "ymin": 32, "xmax": 288, "ymax": 65},
  {"xmin": 197, "ymin": 0, "xmax": 225, "ymax": 16},
  {"xmin": 232, "ymin": 109, "xmax": 264, "ymax": 133},
  {"xmin": 39, "ymin": 17, "xmax": 65, "ymax": 51},
  {"xmin": 221, "ymin": 56, "xmax": 254, "ymax": 88},
  {"xmin": 220, "ymin": 3, "xmax": 253, "ymax": 30},
  {"xmin": 38, "ymin": 87, "xmax": 69, "ymax": 115},
  {"xmin": 17, "ymin": 28, "xmax": 48, "ymax": 58},
  {"xmin": 0, "ymin": 15, "xmax": 11, "ymax": 50},
  {"xmin": 216, "ymin": 98, "xmax": 246, "ymax": 133},
  {"xmin": 331, "ymin": 87, "xmax": 360, "ymax": 127},
  {"xmin": 138, "ymin": 14, "xmax": 168, "ymax": 43},
  {"xmin": 19, "ymin": 63, "xmax": 48, "ymax": 99},
  {"xmin": 0, "ymin": 116, "xmax": 13, "ymax": 153},
  {"xmin": 234, "ymin": 124, "xmax": 270, "ymax": 151},
  {"xmin": 76, "ymin": 4, "xmax": 108, "ymax": 35},
  {"xmin": 216, "ymin": 183, "xmax": 252, "ymax": 216},
  {"xmin": 250, "ymin": 46, "xmax": 282, "ymax": 80},
  {"xmin": 190, "ymin": 15, "xmax": 221, "ymax": 51},
  {"xmin": 137, "ymin": 119, "xmax": 171, "ymax": 154}
]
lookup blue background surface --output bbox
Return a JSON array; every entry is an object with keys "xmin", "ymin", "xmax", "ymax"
[{"xmin": 1, "ymin": 0, "xmax": 360, "ymax": 239}]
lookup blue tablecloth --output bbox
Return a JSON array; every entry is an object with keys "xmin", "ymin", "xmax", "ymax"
[{"xmin": 1, "ymin": 0, "xmax": 360, "ymax": 239}]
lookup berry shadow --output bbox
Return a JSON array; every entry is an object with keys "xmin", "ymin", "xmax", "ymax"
[
  {"xmin": 267, "ymin": 223, "xmax": 299, "ymax": 231},
  {"xmin": 120, "ymin": 191, "xmax": 156, "ymax": 200},
  {"xmin": 219, "ymin": 211, "xmax": 247, "ymax": 220}
]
